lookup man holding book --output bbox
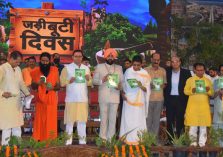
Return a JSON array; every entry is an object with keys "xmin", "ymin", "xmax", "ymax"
[
  {"xmin": 184, "ymin": 63, "xmax": 214, "ymax": 147},
  {"xmin": 119, "ymin": 55, "xmax": 151, "ymax": 144},
  {"xmin": 60, "ymin": 50, "xmax": 91, "ymax": 145},
  {"xmin": 93, "ymin": 48, "xmax": 123, "ymax": 140},
  {"xmin": 31, "ymin": 52, "xmax": 60, "ymax": 141},
  {"xmin": 145, "ymin": 52, "xmax": 167, "ymax": 136}
]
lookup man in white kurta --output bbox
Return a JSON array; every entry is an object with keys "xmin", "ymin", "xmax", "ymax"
[
  {"xmin": 60, "ymin": 50, "xmax": 91, "ymax": 145},
  {"xmin": 120, "ymin": 55, "xmax": 151, "ymax": 145},
  {"xmin": 0, "ymin": 51, "xmax": 30, "ymax": 145}
]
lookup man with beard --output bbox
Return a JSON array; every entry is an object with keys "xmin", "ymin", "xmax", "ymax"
[
  {"xmin": 209, "ymin": 67, "xmax": 219, "ymax": 83},
  {"xmin": 52, "ymin": 53, "xmax": 64, "ymax": 76},
  {"xmin": 0, "ymin": 51, "xmax": 30, "ymax": 145},
  {"xmin": 31, "ymin": 52, "xmax": 60, "ymax": 141},
  {"xmin": 93, "ymin": 48, "xmax": 123, "ymax": 140}
]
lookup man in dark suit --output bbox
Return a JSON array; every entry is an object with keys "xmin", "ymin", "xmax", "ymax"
[{"xmin": 164, "ymin": 56, "xmax": 191, "ymax": 144}]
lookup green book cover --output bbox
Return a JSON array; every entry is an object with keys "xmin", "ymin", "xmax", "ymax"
[
  {"xmin": 217, "ymin": 77, "xmax": 223, "ymax": 89},
  {"xmin": 127, "ymin": 79, "xmax": 138, "ymax": 88},
  {"xmin": 75, "ymin": 69, "xmax": 86, "ymax": 83},
  {"xmin": 195, "ymin": 80, "xmax": 206, "ymax": 93},
  {"xmin": 152, "ymin": 78, "xmax": 163, "ymax": 91},
  {"xmin": 40, "ymin": 75, "xmax": 46, "ymax": 83},
  {"xmin": 107, "ymin": 74, "xmax": 119, "ymax": 88}
]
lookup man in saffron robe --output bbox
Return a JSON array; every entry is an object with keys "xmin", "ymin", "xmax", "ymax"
[{"xmin": 31, "ymin": 52, "xmax": 60, "ymax": 141}]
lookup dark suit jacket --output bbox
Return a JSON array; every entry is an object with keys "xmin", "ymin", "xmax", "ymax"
[{"xmin": 164, "ymin": 67, "xmax": 191, "ymax": 106}]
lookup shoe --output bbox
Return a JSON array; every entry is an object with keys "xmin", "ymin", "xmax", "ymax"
[
  {"xmin": 190, "ymin": 142, "xmax": 197, "ymax": 147},
  {"xmin": 199, "ymin": 143, "xmax": 205, "ymax": 147},
  {"xmin": 79, "ymin": 140, "xmax": 87, "ymax": 145},
  {"xmin": 164, "ymin": 141, "xmax": 172, "ymax": 146},
  {"xmin": 66, "ymin": 138, "xmax": 73, "ymax": 145}
]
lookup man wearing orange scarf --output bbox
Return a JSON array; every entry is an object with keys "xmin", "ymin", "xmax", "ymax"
[{"xmin": 93, "ymin": 48, "xmax": 123, "ymax": 140}]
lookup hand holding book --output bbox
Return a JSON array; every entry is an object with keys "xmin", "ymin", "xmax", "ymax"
[
  {"xmin": 85, "ymin": 74, "xmax": 90, "ymax": 81},
  {"xmin": 46, "ymin": 82, "xmax": 53, "ymax": 90},
  {"xmin": 75, "ymin": 69, "xmax": 86, "ymax": 83},
  {"xmin": 137, "ymin": 80, "xmax": 147, "ymax": 92},
  {"xmin": 2, "ymin": 92, "xmax": 12, "ymax": 98},
  {"xmin": 39, "ymin": 76, "xmax": 46, "ymax": 84},
  {"xmin": 102, "ymin": 74, "xmax": 109, "ymax": 83},
  {"xmin": 69, "ymin": 77, "xmax": 76, "ymax": 84},
  {"xmin": 115, "ymin": 82, "xmax": 122, "ymax": 90},
  {"xmin": 107, "ymin": 74, "xmax": 119, "ymax": 88},
  {"xmin": 192, "ymin": 86, "xmax": 210, "ymax": 93},
  {"xmin": 195, "ymin": 80, "xmax": 206, "ymax": 93}
]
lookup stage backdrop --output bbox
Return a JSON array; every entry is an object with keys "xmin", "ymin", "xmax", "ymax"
[{"xmin": 9, "ymin": 3, "xmax": 84, "ymax": 57}]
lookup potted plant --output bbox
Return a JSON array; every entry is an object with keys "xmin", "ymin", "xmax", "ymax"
[
  {"xmin": 138, "ymin": 130, "xmax": 157, "ymax": 157},
  {"xmin": 205, "ymin": 126, "xmax": 223, "ymax": 157},
  {"xmin": 167, "ymin": 131, "xmax": 191, "ymax": 157}
]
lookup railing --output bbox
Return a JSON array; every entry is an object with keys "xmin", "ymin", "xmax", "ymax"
[{"xmin": 150, "ymin": 146, "xmax": 223, "ymax": 157}]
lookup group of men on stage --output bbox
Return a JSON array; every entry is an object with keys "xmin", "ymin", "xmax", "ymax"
[{"xmin": 0, "ymin": 49, "xmax": 223, "ymax": 148}]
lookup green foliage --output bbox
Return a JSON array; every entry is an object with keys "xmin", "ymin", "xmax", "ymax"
[
  {"xmin": 166, "ymin": 131, "xmax": 191, "ymax": 147},
  {"xmin": 96, "ymin": 134, "xmax": 151, "ymax": 157},
  {"xmin": 187, "ymin": 24, "xmax": 223, "ymax": 67},
  {"xmin": 0, "ymin": 132, "xmax": 70, "ymax": 156},
  {"xmin": 95, "ymin": 134, "xmax": 123, "ymax": 150},
  {"xmin": 208, "ymin": 127, "xmax": 223, "ymax": 147},
  {"xmin": 84, "ymin": 13, "xmax": 146, "ymax": 65},
  {"xmin": 119, "ymin": 50, "xmax": 137, "ymax": 61},
  {"xmin": 172, "ymin": 15, "xmax": 223, "ymax": 67},
  {"xmin": 137, "ymin": 130, "xmax": 157, "ymax": 147},
  {"xmin": 1, "ymin": 20, "xmax": 11, "ymax": 36},
  {"xmin": 0, "ymin": 42, "xmax": 8, "ymax": 54},
  {"xmin": 143, "ymin": 20, "xmax": 157, "ymax": 35}
]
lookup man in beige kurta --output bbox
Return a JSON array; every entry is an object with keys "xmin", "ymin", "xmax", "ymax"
[
  {"xmin": 0, "ymin": 51, "xmax": 30, "ymax": 145},
  {"xmin": 93, "ymin": 48, "xmax": 123, "ymax": 140},
  {"xmin": 145, "ymin": 52, "xmax": 167, "ymax": 136}
]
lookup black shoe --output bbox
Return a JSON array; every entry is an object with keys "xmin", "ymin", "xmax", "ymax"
[{"xmin": 164, "ymin": 141, "xmax": 172, "ymax": 146}]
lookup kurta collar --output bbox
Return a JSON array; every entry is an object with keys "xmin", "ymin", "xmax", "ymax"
[
  {"xmin": 5, "ymin": 62, "xmax": 15, "ymax": 71},
  {"xmin": 72, "ymin": 63, "xmax": 82, "ymax": 68},
  {"xmin": 194, "ymin": 75, "xmax": 204, "ymax": 79}
]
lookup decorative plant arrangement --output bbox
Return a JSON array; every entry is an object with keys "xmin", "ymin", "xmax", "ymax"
[{"xmin": 96, "ymin": 130, "xmax": 157, "ymax": 157}]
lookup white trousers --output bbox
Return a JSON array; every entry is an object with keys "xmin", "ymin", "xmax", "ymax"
[
  {"xmin": 99, "ymin": 103, "xmax": 119, "ymax": 140},
  {"xmin": 189, "ymin": 126, "xmax": 207, "ymax": 147},
  {"xmin": 1, "ymin": 127, "xmax": 21, "ymax": 145},
  {"xmin": 65, "ymin": 122, "xmax": 86, "ymax": 145}
]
